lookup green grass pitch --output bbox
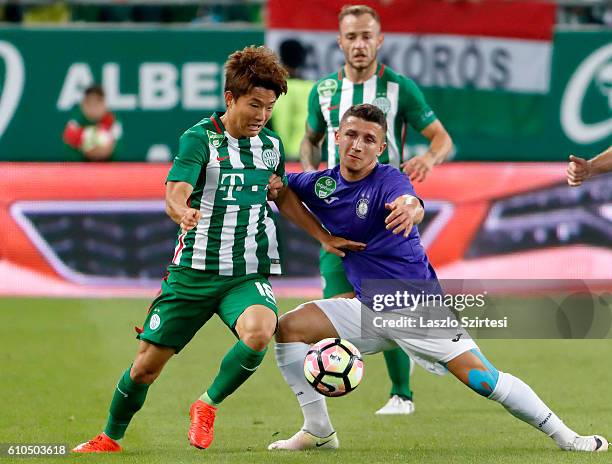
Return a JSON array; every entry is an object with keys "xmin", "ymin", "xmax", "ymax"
[{"xmin": 0, "ymin": 297, "xmax": 609, "ymax": 463}]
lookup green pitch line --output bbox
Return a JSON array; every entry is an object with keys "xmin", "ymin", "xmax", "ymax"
[{"xmin": 0, "ymin": 297, "xmax": 609, "ymax": 464}]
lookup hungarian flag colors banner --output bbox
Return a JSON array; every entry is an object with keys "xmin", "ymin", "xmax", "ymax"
[{"xmin": 266, "ymin": 0, "xmax": 557, "ymax": 160}]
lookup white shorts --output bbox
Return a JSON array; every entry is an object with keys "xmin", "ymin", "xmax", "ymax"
[{"xmin": 312, "ymin": 297, "xmax": 479, "ymax": 375}]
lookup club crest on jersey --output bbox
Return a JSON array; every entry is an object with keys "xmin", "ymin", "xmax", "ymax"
[
  {"xmin": 372, "ymin": 97, "xmax": 391, "ymax": 115},
  {"xmin": 262, "ymin": 148, "xmax": 280, "ymax": 170},
  {"xmin": 356, "ymin": 198, "xmax": 369, "ymax": 219},
  {"xmin": 149, "ymin": 314, "xmax": 161, "ymax": 331},
  {"xmin": 207, "ymin": 130, "xmax": 226, "ymax": 149},
  {"xmin": 318, "ymin": 79, "xmax": 338, "ymax": 98},
  {"xmin": 314, "ymin": 176, "xmax": 337, "ymax": 198}
]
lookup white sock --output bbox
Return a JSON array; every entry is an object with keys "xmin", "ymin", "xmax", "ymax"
[
  {"xmin": 302, "ymin": 401, "xmax": 334, "ymax": 438},
  {"xmin": 275, "ymin": 342, "xmax": 334, "ymax": 437},
  {"xmin": 488, "ymin": 372, "xmax": 577, "ymax": 447}
]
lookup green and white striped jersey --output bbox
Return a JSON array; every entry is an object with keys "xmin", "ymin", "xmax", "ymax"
[
  {"xmin": 167, "ymin": 113, "xmax": 286, "ymax": 276},
  {"xmin": 307, "ymin": 63, "xmax": 437, "ymax": 169}
]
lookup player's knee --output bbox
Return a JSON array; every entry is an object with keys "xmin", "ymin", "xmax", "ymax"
[
  {"xmin": 241, "ymin": 326, "xmax": 274, "ymax": 351},
  {"xmin": 276, "ymin": 304, "xmax": 312, "ymax": 343},
  {"xmin": 466, "ymin": 349, "xmax": 499, "ymax": 397},
  {"xmin": 240, "ymin": 318, "xmax": 276, "ymax": 351},
  {"xmin": 130, "ymin": 362, "xmax": 162, "ymax": 385},
  {"xmin": 467, "ymin": 367, "xmax": 499, "ymax": 397},
  {"xmin": 237, "ymin": 307, "xmax": 277, "ymax": 350},
  {"xmin": 275, "ymin": 313, "xmax": 295, "ymax": 343}
]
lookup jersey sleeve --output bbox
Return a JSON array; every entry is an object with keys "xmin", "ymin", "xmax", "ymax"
[
  {"xmin": 399, "ymin": 76, "xmax": 438, "ymax": 132},
  {"xmin": 287, "ymin": 171, "xmax": 318, "ymax": 204},
  {"xmin": 276, "ymin": 137, "xmax": 288, "ymax": 186},
  {"xmin": 306, "ymin": 83, "xmax": 326, "ymax": 134},
  {"xmin": 166, "ymin": 132, "xmax": 210, "ymax": 186},
  {"xmin": 383, "ymin": 168, "xmax": 423, "ymax": 206}
]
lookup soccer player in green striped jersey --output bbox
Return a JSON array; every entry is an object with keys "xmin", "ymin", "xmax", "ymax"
[
  {"xmin": 73, "ymin": 46, "xmax": 364, "ymax": 454},
  {"xmin": 300, "ymin": 4, "xmax": 453, "ymax": 416}
]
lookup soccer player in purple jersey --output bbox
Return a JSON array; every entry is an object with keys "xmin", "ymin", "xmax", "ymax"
[
  {"xmin": 302, "ymin": 4, "xmax": 454, "ymax": 415},
  {"xmin": 267, "ymin": 104, "xmax": 608, "ymax": 452}
]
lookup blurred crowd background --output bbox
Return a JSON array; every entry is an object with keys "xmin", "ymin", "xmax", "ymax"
[{"xmin": 1, "ymin": 0, "xmax": 611, "ymax": 26}]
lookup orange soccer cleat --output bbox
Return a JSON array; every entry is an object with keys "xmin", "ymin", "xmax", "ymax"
[
  {"xmin": 72, "ymin": 433, "xmax": 121, "ymax": 453},
  {"xmin": 188, "ymin": 400, "xmax": 217, "ymax": 449}
]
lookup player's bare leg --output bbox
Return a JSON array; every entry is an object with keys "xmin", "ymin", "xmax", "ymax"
[
  {"xmin": 190, "ymin": 305, "xmax": 276, "ymax": 449},
  {"xmin": 447, "ymin": 349, "xmax": 608, "ymax": 452},
  {"xmin": 268, "ymin": 302, "xmax": 340, "ymax": 450},
  {"xmin": 277, "ymin": 302, "xmax": 340, "ymax": 344},
  {"xmin": 131, "ymin": 340, "xmax": 176, "ymax": 383},
  {"xmin": 73, "ymin": 341, "xmax": 175, "ymax": 453}
]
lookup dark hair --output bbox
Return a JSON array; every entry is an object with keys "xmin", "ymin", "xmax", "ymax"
[
  {"xmin": 224, "ymin": 46, "xmax": 288, "ymax": 99},
  {"xmin": 279, "ymin": 39, "xmax": 307, "ymax": 70},
  {"xmin": 84, "ymin": 84, "xmax": 105, "ymax": 98},
  {"xmin": 340, "ymin": 103, "xmax": 387, "ymax": 134},
  {"xmin": 338, "ymin": 4, "xmax": 381, "ymax": 26}
]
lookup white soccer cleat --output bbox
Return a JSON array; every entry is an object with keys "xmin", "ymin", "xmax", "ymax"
[
  {"xmin": 562, "ymin": 435, "xmax": 608, "ymax": 452},
  {"xmin": 268, "ymin": 430, "xmax": 339, "ymax": 451},
  {"xmin": 375, "ymin": 395, "xmax": 415, "ymax": 415}
]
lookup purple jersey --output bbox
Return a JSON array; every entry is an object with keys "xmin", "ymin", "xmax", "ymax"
[{"xmin": 288, "ymin": 164, "xmax": 438, "ymax": 300}]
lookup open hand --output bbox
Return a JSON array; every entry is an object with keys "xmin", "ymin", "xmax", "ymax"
[
  {"xmin": 401, "ymin": 155, "xmax": 434, "ymax": 182},
  {"xmin": 321, "ymin": 236, "xmax": 366, "ymax": 258},
  {"xmin": 385, "ymin": 196, "xmax": 422, "ymax": 238}
]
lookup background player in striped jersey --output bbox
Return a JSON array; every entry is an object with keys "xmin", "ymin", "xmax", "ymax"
[
  {"xmin": 73, "ymin": 46, "xmax": 365, "ymax": 454},
  {"xmin": 300, "ymin": 4, "xmax": 453, "ymax": 415}
]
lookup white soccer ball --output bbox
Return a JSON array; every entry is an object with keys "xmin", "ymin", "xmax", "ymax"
[
  {"xmin": 81, "ymin": 126, "xmax": 113, "ymax": 152},
  {"xmin": 304, "ymin": 338, "xmax": 364, "ymax": 397}
]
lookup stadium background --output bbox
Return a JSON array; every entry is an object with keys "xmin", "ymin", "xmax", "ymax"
[
  {"xmin": 0, "ymin": 1, "xmax": 610, "ymax": 462},
  {"xmin": 0, "ymin": 0, "xmax": 610, "ymax": 294}
]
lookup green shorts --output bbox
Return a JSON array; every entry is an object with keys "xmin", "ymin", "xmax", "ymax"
[
  {"xmin": 137, "ymin": 265, "xmax": 278, "ymax": 353},
  {"xmin": 319, "ymin": 248, "xmax": 354, "ymax": 298}
]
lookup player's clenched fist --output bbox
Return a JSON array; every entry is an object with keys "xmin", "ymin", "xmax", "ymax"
[
  {"xmin": 180, "ymin": 208, "xmax": 201, "ymax": 233},
  {"xmin": 385, "ymin": 195, "xmax": 424, "ymax": 238},
  {"xmin": 566, "ymin": 155, "xmax": 591, "ymax": 187},
  {"xmin": 267, "ymin": 173, "xmax": 284, "ymax": 200}
]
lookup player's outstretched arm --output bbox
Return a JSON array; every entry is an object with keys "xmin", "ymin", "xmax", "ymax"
[
  {"xmin": 401, "ymin": 120, "xmax": 452, "ymax": 182},
  {"xmin": 384, "ymin": 195, "xmax": 424, "ymax": 238},
  {"xmin": 165, "ymin": 181, "xmax": 201, "ymax": 232},
  {"xmin": 567, "ymin": 146, "xmax": 612, "ymax": 186},
  {"xmin": 299, "ymin": 125, "xmax": 325, "ymax": 172},
  {"xmin": 274, "ymin": 185, "xmax": 365, "ymax": 257}
]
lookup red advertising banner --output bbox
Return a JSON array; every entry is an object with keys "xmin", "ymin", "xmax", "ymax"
[{"xmin": 1, "ymin": 162, "xmax": 609, "ymax": 297}]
